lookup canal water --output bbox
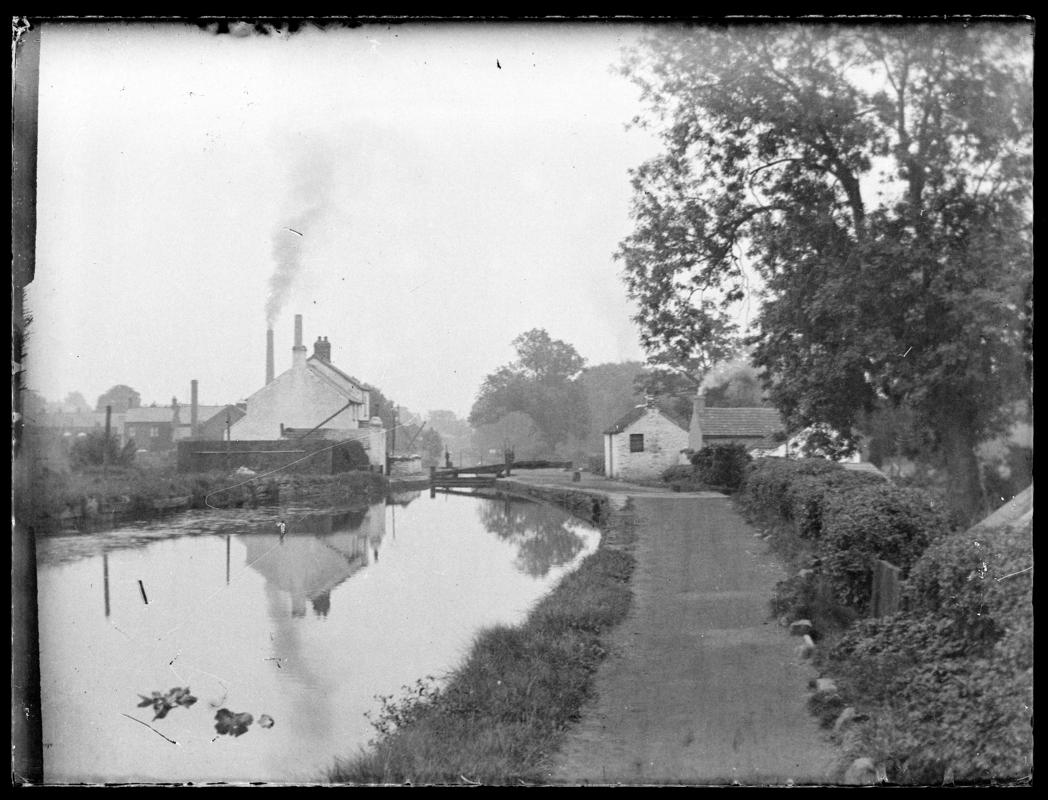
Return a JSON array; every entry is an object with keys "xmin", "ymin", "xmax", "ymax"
[{"xmin": 35, "ymin": 491, "xmax": 600, "ymax": 784}]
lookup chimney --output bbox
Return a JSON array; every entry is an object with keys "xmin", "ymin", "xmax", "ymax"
[
  {"xmin": 292, "ymin": 314, "xmax": 307, "ymax": 370},
  {"xmin": 266, "ymin": 329, "xmax": 275, "ymax": 384},
  {"xmin": 688, "ymin": 389, "xmax": 705, "ymax": 451},
  {"xmin": 313, "ymin": 335, "xmax": 331, "ymax": 362},
  {"xmin": 190, "ymin": 379, "xmax": 199, "ymax": 437}
]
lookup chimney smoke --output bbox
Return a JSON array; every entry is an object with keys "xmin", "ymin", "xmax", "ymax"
[{"xmin": 266, "ymin": 329, "xmax": 275, "ymax": 384}]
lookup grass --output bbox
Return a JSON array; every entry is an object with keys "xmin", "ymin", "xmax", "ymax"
[{"xmin": 328, "ymin": 515, "xmax": 636, "ymax": 786}]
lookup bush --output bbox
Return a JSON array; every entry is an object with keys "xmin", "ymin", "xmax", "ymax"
[
  {"xmin": 660, "ymin": 464, "xmax": 695, "ymax": 483},
  {"xmin": 689, "ymin": 443, "xmax": 751, "ymax": 492},
  {"xmin": 736, "ymin": 457, "xmax": 842, "ymax": 526},
  {"xmin": 785, "ymin": 469, "xmax": 886, "ymax": 541},
  {"xmin": 819, "ymin": 485, "xmax": 948, "ymax": 612},
  {"xmin": 70, "ymin": 432, "xmax": 136, "ymax": 468},
  {"xmin": 333, "ymin": 439, "xmax": 372, "ymax": 471}
]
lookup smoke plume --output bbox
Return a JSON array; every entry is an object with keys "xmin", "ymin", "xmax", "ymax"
[{"xmin": 265, "ymin": 143, "xmax": 335, "ymax": 327}]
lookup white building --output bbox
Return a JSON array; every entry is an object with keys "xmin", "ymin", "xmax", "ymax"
[
  {"xmin": 603, "ymin": 403, "xmax": 690, "ymax": 481},
  {"xmin": 230, "ymin": 315, "xmax": 386, "ymax": 470}
]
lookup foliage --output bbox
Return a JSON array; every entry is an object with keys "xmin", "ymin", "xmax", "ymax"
[
  {"xmin": 785, "ymin": 469, "xmax": 886, "ymax": 541},
  {"xmin": 136, "ymin": 687, "xmax": 197, "ymax": 721},
  {"xmin": 69, "ymin": 431, "xmax": 137, "ymax": 469},
  {"xmin": 214, "ymin": 709, "xmax": 254, "ymax": 737},
  {"xmin": 818, "ymin": 484, "xmax": 948, "ymax": 612},
  {"xmin": 579, "ymin": 361, "xmax": 648, "ymax": 454},
  {"xmin": 333, "ymin": 438, "xmax": 371, "ymax": 471},
  {"xmin": 703, "ymin": 360, "xmax": 769, "ymax": 408},
  {"xmin": 736, "ymin": 457, "xmax": 841, "ymax": 527},
  {"xmin": 95, "ymin": 384, "xmax": 141, "ymax": 413},
  {"xmin": 618, "ymin": 23, "xmax": 1033, "ymax": 526},
  {"xmin": 470, "ymin": 329, "xmax": 589, "ymax": 454},
  {"xmin": 689, "ymin": 442, "xmax": 751, "ymax": 491},
  {"xmin": 472, "ymin": 411, "xmax": 548, "ymax": 462}
]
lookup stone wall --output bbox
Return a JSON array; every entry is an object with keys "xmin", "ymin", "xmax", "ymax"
[{"xmin": 607, "ymin": 408, "xmax": 689, "ymax": 481}]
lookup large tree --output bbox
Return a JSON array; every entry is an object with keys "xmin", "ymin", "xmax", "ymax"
[
  {"xmin": 470, "ymin": 329, "xmax": 589, "ymax": 454},
  {"xmin": 618, "ymin": 22, "xmax": 1032, "ymax": 523}
]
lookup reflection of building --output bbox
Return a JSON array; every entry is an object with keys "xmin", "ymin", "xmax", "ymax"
[{"xmin": 241, "ymin": 504, "xmax": 385, "ymax": 617}]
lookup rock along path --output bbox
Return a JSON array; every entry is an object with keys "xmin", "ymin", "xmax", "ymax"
[{"xmin": 505, "ymin": 472, "xmax": 840, "ymax": 785}]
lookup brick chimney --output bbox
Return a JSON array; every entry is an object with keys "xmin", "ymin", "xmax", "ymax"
[
  {"xmin": 190, "ymin": 379, "xmax": 199, "ymax": 437},
  {"xmin": 266, "ymin": 328, "xmax": 275, "ymax": 384},
  {"xmin": 313, "ymin": 336, "xmax": 331, "ymax": 362},
  {"xmin": 688, "ymin": 390, "xmax": 705, "ymax": 451},
  {"xmin": 292, "ymin": 314, "xmax": 307, "ymax": 370}
]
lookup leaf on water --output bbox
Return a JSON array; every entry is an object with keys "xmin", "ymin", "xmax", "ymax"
[
  {"xmin": 135, "ymin": 686, "xmax": 199, "ymax": 720},
  {"xmin": 214, "ymin": 708, "xmax": 254, "ymax": 737},
  {"xmin": 258, "ymin": 714, "xmax": 275, "ymax": 729}
]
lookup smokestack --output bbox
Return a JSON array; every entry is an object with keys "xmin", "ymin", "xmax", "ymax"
[
  {"xmin": 190, "ymin": 380, "xmax": 199, "ymax": 437},
  {"xmin": 266, "ymin": 329, "xmax": 275, "ymax": 384},
  {"xmin": 292, "ymin": 314, "xmax": 307, "ymax": 370}
]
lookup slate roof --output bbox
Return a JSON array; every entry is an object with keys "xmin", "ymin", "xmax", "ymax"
[
  {"xmin": 125, "ymin": 406, "xmax": 177, "ymax": 423},
  {"xmin": 699, "ymin": 407, "xmax": 784, "ymax": 438},
  {"xmin": 603, "ymin": 404, "xmax": 689, "ymax": 436},
  {"xmin": 307, "ymin": 355, "xmax": 367, "ymax": 403}
]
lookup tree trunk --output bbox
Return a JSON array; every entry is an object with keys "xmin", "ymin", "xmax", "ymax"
[{"xmin": 939, "ymin": 416, "xmax": 987, "ymax": 529}]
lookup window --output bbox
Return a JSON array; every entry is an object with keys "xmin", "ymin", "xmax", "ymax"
[
  {"xmin": 150, "ymin": 426, "xmax": 159, "ymax": 438},
  {"xmin": 629, "ymin": 433, "xmax": 644, "ymax": 453}
]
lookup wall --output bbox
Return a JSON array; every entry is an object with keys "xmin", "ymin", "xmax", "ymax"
[
  {"xmin": 606, "ymin": 408, "xmax": 689, "ymax": 481},
  {"xmin": 231, "ymin": 364, "xmax": 364, "ymax": 440},
  {"xmin": 177, "ymin": 439, "xmax": 336, "ymax": 474}
]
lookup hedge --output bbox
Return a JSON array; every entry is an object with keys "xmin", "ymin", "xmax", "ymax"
[
  {"xmin": 736, "ymin": 457, "xmax": 841, "ymax": 527},
  {"xmin": 689, "ymin": 443, "xmax": 751, "ymax": 492},
  {"xmin": 818, "ymin": 484, "xmax": 948, "ymax": 613}
]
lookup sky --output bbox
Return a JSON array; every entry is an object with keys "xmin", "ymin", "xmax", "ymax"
[{"xmin": 26, "ymin": 20, "xmax": 673, "ymax": 418}]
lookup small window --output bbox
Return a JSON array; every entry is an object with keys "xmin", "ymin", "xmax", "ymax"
[
  {"xmin": 150, "ymin": 426, "xmax": 159, "ymax": 437},
  {"xmin": 629, "ymin": 433, "xmax": 644, "ymax": 453}
]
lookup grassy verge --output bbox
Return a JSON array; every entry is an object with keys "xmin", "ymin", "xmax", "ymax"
[
  {"xmin": 328, "ymin": 506, "xmax": 636, "ymax": 785},
  {"xmin": 16, "ymin": 464, "xmax": 387, "ymax": 532}
]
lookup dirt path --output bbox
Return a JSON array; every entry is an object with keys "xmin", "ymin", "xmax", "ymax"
[{"xmin": 546, "ymin": 492, "xmax": 840, "ymax": 785}]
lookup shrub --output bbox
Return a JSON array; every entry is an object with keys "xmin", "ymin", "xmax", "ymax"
[
  {"xmin": 736, "ymin": 457, "xmax": 841, "ymax": 526},
  {"xmin": 785, "ymin": 469, "xmax": 886, "ymax": 541},
  {"xmin": 689, "ymin": 443, "xmax": 751, "ymax": 492},
  {"xmin": 660, "ymin": 464, "xmax": 695, "ymax": 483},
  {"xmin": 819, "ymin": 485, "xmax": 947, "ymax": 613},
  {"xmin": 333, "ymin": 439, "xmax": 371, "ymax": 471},
  {"xmin": 70, "ymin": 432, "xmax": 136, "ymax": 468}
]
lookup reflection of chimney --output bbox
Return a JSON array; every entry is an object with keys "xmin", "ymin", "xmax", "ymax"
[
  {"xmin": 292, "ymin": 314, "xmax": 307, "ymax": 370},
  {"xmin": 266, "ymin": 329, "xmax": 275, "ymax": 384},
  {"xmin": 313, "ymin": 336, "xmax": 331, "ymax": 362},
  {"xmin": 190, "ymin": 380, "xmax": 199, "ymax": 437}
]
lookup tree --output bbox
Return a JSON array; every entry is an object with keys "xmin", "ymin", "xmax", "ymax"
[
  {"xmin": 579, "ymin": 361, "xmax": 648, "ymax": 455},
  {"xmin": 703, "ymin": 360, "xmax": 769, "ymax": 408},
  {"xmin": 472, "ymin": 411, "xmax": 547, "ymax": 462},
  {"xmin": 95, "ymin": 385, "xmax": 141, "ymax": 413},
  {"xmin": 70, "ymin": 432, "xmax": 136, "ymax": 468},
  {"xmin": 619, "ymin": 23, "xmax": 1032, "ymax": 524},
  {"xmin": 59, "ymin": 392, "xmax": 91, "ymax": 413},
  {"xmin": 469, "ymin": 330, "xmax": 589, "ymax": 454}
]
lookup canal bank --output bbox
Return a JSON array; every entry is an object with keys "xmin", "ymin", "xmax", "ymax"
[{"xmin": 499, "ymin": 470, "xmax": 841, "ymax": 785}]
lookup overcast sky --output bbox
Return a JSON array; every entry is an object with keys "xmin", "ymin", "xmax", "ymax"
[{"xmin": 26, "ymin": 21, "xmax": 672, "ymax": 417}]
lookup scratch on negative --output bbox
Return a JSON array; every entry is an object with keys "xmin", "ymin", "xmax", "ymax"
[{"xmin": 121, "ymin": 713, "xmax": 178, "ymax": 745}]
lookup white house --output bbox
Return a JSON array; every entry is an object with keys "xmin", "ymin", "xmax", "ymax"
[
  {"xmin": 230, "ymin": 315, "xmax": 386, "ymax": 470},
  {"xmin": 603, "ymin": 402, "xmax": 690, "ymax": 480}
]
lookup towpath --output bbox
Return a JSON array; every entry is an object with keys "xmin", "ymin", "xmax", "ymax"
[{"xmin": 502, "ymin": 470, "xmax": 840, "ymax": 785}]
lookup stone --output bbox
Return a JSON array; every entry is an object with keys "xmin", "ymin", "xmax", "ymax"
[
  {"xmin": 778, "ymin": 614, "xmax": 791, "ymax": 628},
  {"xmin": 815, "ymin": 677, "xmax": 838, "ymax": 694},
  {"xmin": 789, "ymin": 619, "xmax": 814, "ymax": 636},
  {"xmin": 844, "ymin": 757, "xmax": 878, "ymax": 785},
  {"xmin": 833, "ymin": 706, "xmax": 856, "ymax": 732},
  {"xmin": 797, "ymin": 568, "xmax": 814, "ymax": 580},
  {"xmin": 796, "ymin": 634, "xmax": 815, "ymax": 659}
]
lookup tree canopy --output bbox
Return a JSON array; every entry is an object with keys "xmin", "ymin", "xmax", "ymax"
[
  {"xmin": 618, "ymin": 22, "xmax": 1032, "ymax": 523},
  {"xmin": 469, "ymin": 329, "xmax": 589, "ymax": 456}
]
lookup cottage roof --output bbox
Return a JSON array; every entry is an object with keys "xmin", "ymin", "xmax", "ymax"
[
  {"xmin": 307, "ymin": 355, "xmax": 368, "ymax": 401},
  {"xmin": 125, "ymin": 406, "xmax": 176, "ymax": 423},
  {"xmin": 603, "ymin": 404, "xmax": 689, "ymax": 436},
  {"xmin": 699, "ymin": 407, "xmax": 784, "ymax": 438},
  {"xmin": 30, "ymin": 411, "xmax": 120, "ymax": 429}
]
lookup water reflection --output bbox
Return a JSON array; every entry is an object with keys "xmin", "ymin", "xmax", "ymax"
[
  {"xmin": 242, "ymin": 508, "xmax": 383, "ymax": 619},
  {"xmin": 477, "ymin": 497, "xmax": 588, "ymax": 577},
  {"xmin": 37, "ymin": 493, "xmax": 600, "ymax": 783}
]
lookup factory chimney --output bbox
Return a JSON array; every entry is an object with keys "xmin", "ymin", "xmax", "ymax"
[
  {"xmin": 190, "ymin": 379, "xmax": 199, "ymax": 438},
  {"xmin": 292, "ymin": 314, "xmax": 307, "ymax": 370},
  {"xmin": 266, "ymin": 329, "xmax": 275, "ymax": 384}
]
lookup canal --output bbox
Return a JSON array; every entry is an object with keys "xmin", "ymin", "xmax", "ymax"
[{"xmin": 35, "ymin": 490, "xmax": 601, "ymax": 784}]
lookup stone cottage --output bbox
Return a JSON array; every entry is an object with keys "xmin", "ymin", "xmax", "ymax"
[
  {"xmin": 230, "ymin": 314, "xmax": 386, "ymax": 470},
  {"xmin": 603, "ymin": 402, "xmax": 690, "ymax": 481},
  {"xmin": 688, "ymin": 393, "xmax": 785, "ymax": 455}
]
